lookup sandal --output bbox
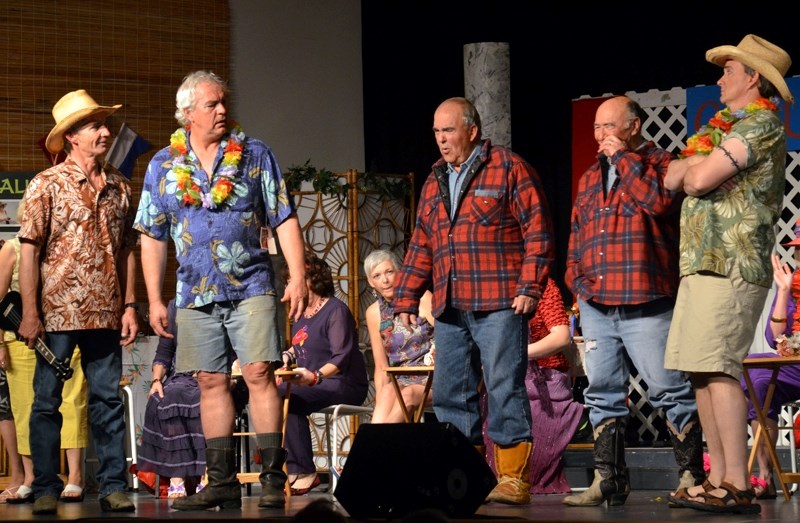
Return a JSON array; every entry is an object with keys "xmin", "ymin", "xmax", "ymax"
[
  {"xmin": 290, "ymin": 474, "xmax": 321, "ymax": 496},
  {"xmin": 6, "ymin": 485, "xmax": 34, "ymax": 504},
  {"xmin": 60, "ymin": 483, "xmax": 84, "ymax": 502},
  {"xmin": 683, "ymin": 481, "xmax": 761, "ymax": 514},
  {"xmin": 167, "ymin": 481, "xmax": 187, "ymax": 498},
  {"xmin": 0, "ymin": 486, "xmax": 20, "ymax": 503},
  {"xmin": 668, "ymin": 479, "xmax": 716, "ymax": 508},
  {"xmin": 755, "ymin": 475, "xmax": 777, "ymax": 500}
]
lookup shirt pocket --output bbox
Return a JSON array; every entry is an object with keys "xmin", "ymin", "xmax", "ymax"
[{"xmin": 470, "ymin": 190, "xmax": 504, "ymax": 225}]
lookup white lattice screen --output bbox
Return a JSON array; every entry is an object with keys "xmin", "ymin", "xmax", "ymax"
[{"xmin": 581, "ymin": 87, "xmax": 800, "ymax": 445}]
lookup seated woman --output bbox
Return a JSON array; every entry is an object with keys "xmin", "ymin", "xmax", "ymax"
[
  {"xmin": 481, "ymin": 277, "xmax": 588, "ymax": 494},
  {"xmin": 278, "ymin": 249, "xmax": 368, "ymax": 495},
  {"xmin": 137, "ymin": 299, "xmax": 206, "ymax": 498},
  {"xmin": 740, "ymin": 238, "xmax": 800, "ymax": 499},
  {"xmin": 364, "ymin": 249, "xmax": 434, "ymax": 423}
]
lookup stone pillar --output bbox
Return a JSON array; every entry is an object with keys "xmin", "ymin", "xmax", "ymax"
[{"xmin": 463, "ymin": 42, "xmax": 511, "ymax": 148}]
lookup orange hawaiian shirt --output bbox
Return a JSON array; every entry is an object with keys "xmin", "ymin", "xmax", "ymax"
[{"xmin": 18, "ymin": 159, "xmax": 137, "ymax": 331}]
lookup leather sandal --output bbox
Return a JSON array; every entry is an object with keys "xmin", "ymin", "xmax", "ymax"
[
  {"xmin": 668, "ymin": 479, "xmax": 715, "ymax": 508},
  {"xmin": 683, "ymin": 481, "xmax": 761, "ymax": 514}
]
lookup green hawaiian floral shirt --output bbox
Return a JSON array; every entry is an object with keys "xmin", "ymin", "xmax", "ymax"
[{"xmin": 678, "ymin": 109, "xmax": 786, "ymax": 287}]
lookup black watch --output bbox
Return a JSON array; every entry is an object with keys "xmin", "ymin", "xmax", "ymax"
[{"xmin": 124, "ymin": 302, "xmax": 139, "ymax": 311}]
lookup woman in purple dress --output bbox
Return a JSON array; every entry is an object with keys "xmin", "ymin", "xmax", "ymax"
[
  {"xmin": 740, "ymin": 229, "xmax": 800, "ymax": 499},
  {"xmin": 364, "ymin": 249, "xmax": 435, "ymax": 423},
  {"xmin": 278, "ymin": 250, "xmax": 368, "ymax": 495}
]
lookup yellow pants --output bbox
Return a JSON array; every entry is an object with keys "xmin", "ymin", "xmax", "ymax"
[{"xmin": 6, "ymin": 340, "xmax": 88, "ymax": 454}]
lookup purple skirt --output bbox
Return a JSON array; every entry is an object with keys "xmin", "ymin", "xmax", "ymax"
[
  {"xmin": 137, "ymin": 372, "xmax": 206, "ymax": 479},
  {"xmin": 482, "ymin": 363, "xmax": 584, "ymax": 494}
]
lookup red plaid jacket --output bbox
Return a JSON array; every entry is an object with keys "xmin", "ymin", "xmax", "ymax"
[{"xmin": 394, "ymin": 140, "xmax": 554, "ymax": 317}]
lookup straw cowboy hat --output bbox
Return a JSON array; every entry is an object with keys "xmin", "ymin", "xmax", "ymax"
[
  {"xmin": 45, "ymin": 89, "xmax": 121, "ymax": 154},
  {"xmin": 706, "ymin": 34, "xmax": 794, "ymax": 104}
]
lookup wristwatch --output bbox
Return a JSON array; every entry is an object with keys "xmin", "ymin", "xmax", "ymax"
[{"xmin": 124, "ymin": 302, "xmax": 139, "ymax": 311}]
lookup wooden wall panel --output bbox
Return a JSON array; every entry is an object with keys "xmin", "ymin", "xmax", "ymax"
[{"xmin": 0, "ymin": 1, "xmax": 230, "ymax": 317}]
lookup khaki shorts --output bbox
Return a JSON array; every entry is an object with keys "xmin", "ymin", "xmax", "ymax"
[{"xmin": 665, "ymin": 266, "xmax": 767, "ymax": 380}]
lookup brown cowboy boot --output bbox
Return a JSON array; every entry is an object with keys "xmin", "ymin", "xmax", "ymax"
[{"xmin": 484, "ymin": 441, "xmax": 532, "ymax": 505}]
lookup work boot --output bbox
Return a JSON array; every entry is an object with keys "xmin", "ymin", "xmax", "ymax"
[
  {"xmin": 172, "ymin": 446, "xmax": 241, "ymax": 511},
  {"xmin": 668, "ymin": 418, "xmax": 705, "ymax": 491},
  {"xmin": 563, "ymin": 418, "xmax": 629, "ymax": 506},
  {"xmin": 484, "ymin": 441, "xmax": 532, "ymax": 505},
  {"xmin": 258, "ymin": 447, "xmax": 288, "ymax": 508}
]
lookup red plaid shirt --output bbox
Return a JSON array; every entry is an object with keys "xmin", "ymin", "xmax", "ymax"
[
  {"xmin": 394, "ymin": 140, "xmax": 554, "ymax": 316},
  {"xmin": 565, "ymin": 141, "xmax": 681, "ymax": 306}
]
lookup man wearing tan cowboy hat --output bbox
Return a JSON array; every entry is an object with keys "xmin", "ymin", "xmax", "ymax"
[
  {"xmin": 664, "ymin": 35, "xmax": 793, "ymax": 515},
  {"xmin": 17, "ymin": 89, "xmax": 140, "ymax": 515}
]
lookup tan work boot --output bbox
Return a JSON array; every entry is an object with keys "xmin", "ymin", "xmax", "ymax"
[{"xmin": 484, "ymin": 441, "xmax": 532, "ymax": 505}]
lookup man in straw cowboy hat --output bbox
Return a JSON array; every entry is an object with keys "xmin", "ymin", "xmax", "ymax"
[
  {"xmin": 17, "ymin": 89, "xmax": 140, "ymax": 515},
  {"xmin": 664, "ymin": 35, "xmax": 793, "ymax": 514}
]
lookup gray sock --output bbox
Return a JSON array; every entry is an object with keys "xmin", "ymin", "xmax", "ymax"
[
  {"xmin": 256, "ymin": 432, "xmax": 282, "ymax": 449},
  {"xmin": 206, "ymin": 436, "xmax": 236, "ymax": 449}
]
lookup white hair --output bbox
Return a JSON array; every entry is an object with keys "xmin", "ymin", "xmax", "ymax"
[{"xmin": 174, "ymin": 71, "xmax": 228, "ymax": 126}]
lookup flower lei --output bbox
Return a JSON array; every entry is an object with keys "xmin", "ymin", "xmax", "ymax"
[
  {"xmin": 679, "ymin": 96, "xmax": 779, "ymax": 158},
  {"xmin": 171, "ymin": 124, "xmax": 244, "ymax": 209}
]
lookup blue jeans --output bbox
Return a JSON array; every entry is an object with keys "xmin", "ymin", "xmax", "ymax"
[
  {"xmin": 578, "ymin": 298, "xmax": 697, "ymax": 432},
  {"xmin": 433, "ymin": 307, "xmax": 531, "ymax": 446},
  {"xmin": 30, "ymin": 329, "xmax": 128, "ymax": 498}
]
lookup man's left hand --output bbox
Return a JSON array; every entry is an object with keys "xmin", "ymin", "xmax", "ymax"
[
  {"xmin": 512, "ymin": 295, "xmax": 538, "ymax": 315},
  {"xmin": 120, "ymin": 308, "xmax": 139, "ymax": 347}
]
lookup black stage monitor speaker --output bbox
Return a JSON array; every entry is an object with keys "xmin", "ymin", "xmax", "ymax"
[{"xmin": 334, "ymin": 422, "xmax": 497, "ymax": 519}]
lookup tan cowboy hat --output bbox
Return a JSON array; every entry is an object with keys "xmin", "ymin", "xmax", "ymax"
[
  {"xmin": 45, "ymin": 89, "xmax": 122, "ymax": 154},
  {"xmin": 706, "ymin": 34, "xmax": 794, "ymax": 104}
]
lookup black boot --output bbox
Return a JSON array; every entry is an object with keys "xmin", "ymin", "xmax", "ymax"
[
  {"xmin": 172, "ymin": 447, "xmax": 241, "ymax": 511},
  {"xmin": 563, "ymin": 418, "xmax": 629, "ymax": 506},
  {"xmin": 669, "ymin": 418, "xmax": 706, "ymax": 490},
  {"xmin": 258, "ymin": 447, "xmax": 288, "ymax": 508}
]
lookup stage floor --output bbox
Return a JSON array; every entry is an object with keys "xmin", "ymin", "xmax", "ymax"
[{"xmin": 1, "ymin": 484, "xmax": 798, "ymax": 522}]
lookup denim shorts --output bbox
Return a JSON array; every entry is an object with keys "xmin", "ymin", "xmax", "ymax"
[{"xmin": 175, "ymin": 294, "xmax": 281, "ymax": 373}]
